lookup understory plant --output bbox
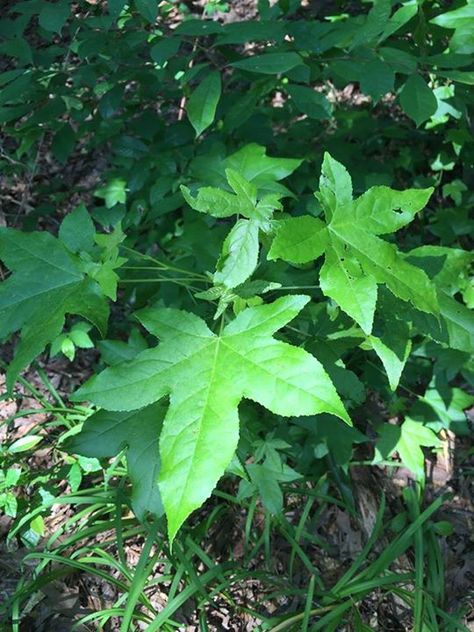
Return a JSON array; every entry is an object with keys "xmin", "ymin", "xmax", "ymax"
[{"xmin": 0, "ymin": 0, "xmax": 473, "ymax": 629}]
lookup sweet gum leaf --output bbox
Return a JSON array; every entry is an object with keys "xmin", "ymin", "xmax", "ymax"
[
  {"xmin": 269, "ymin": 154, "xmax": 438, "ymax": 334},
  {"xmin": 72, "ymin": 295, "xmax": 350, "ymax": 542}
]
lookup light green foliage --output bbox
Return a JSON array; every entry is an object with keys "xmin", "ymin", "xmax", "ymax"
[
  {"xmin": 0, "ymin": 468, "xmax": 21, "ymax": 517},
  {"xmin": 95, "ymin": 179, "xmax": 127, "ymax": 208},
  {"xmin": 224, "ymin": 144, "xmax": 303, "ymax": 189},
  {"xmin": 73, "ymin": 295, "xmax": 349, "ymax": 541},
  {"xmin": 183, "ymin": 169, "xmax": 283, "ymax": 292},
  {"xmin": 365, "ymin": 324, "xmax": 411, "ymax": 391},
  {"xmin": 269, "ymin": 154, "xmax": 436, "ymax": 335},
  {"xmin": 430, "ymin": 1, "xmax": 474, "ymax": 54},
  {"xmin": 213, "ymin": 218, "xmax": 260, "ymax": 288}
]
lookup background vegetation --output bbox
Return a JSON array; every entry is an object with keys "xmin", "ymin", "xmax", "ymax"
[{"xmin": 0, "ymin": 0, "xmax": 473, "ymax": 630}]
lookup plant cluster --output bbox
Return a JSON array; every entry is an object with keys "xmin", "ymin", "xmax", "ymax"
[{"xmin": 0, "ymin": 0, "xmax": 473, "ymax": 629}]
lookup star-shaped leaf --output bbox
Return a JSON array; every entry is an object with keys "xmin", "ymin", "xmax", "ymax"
[
  {"xmin": 0, "ymin": 228, "xmax": 109, "ymax": 390},
  {"xmin": 269, "ymin": 153, "xmax": 438, "ymax": 335},
  {"xmin": 73, "ymin": 295, "xmax": 350, "ymax": 542}
]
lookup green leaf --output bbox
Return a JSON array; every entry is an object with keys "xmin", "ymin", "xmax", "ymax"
[
  {"xmin": 108, "ymin": 0, "xmax": 127, "ymax": 17},
  {"xmin": 181, "ymin": 185, "xmax": 250, "ymax": 218},
  {"xmin": 230, "ymin": 52, "xmax": 302, "ymax": 75},
  {"xmin": 95, "ymin": 178, "xmax": 127, "ymax": 208},
  {"xmin": 359, "ymin": 59, "xmax": 395, "ymax": 102},
  {"xmin": 150, "ymin": 37, "xmax": 181, "ymax": 65},
  {"xmin": 269, "ymin": 154, "xmax": 437, "ymax": 334},
  {"xmin": 186, "ymin": 72, "xmax": 222, "ymax": 137},
  {"xmin": 348, "ymin": 0, "xmax": 391, "ymax": 49},
  {"xmin": 379, "ymin": 47, "xmax": 417, "ymax": 74},
  {"xmin": 38, "ymin": 0, "xmax": 70, "ymax": 33},
  {"xmin": 67, "ymin": 403, "xmax": 165, "ymax": 520},
  {"xmin": 135, "ymin": 0, "xmax": 158, "ymax": 23},
  {"xmin": 8, "ymin": 435, "xmax": 42, "ymax": 453},
  {"xmin": 320, "ymin": 249, "xmax": 377, "ymax": 335},
  {"xmin": 51, "ymin": 124, "xmax": 76, "ymax": 164},
  {"xmin": 225, "ymin": 169, "xmax": 257, "ymax": 209},
  {"xmin": 298, "ymin": 414, "xmax": 366, "ymax": 467},
  {"xmin": 380, "ymin": 3, "xmax": 418, "ymax": 41},
  {"xmin": 216, "ymin": 20, "xmax": 285, "ymax": 45},
  {"xmin": 399, "ymin": 74, "xmax": 438, "ymax": 126},
  {"xmin": 98, "ymin": 329, "xmax": 148, "ymax": 366},
  {"xmin": 353, "ymin": 186, "xmax": 433, "ymax": 235},
  {"xmin": 246, "ymin": 457, "xmax": 301, "ymax": 515},
  {"xmin": 0, "ymin": 228, "xmax": 109, "ymax": 389},
  {"xmin": 214, "ymin": 219, "xmax": 260, "ymax": 289},
  {"xmin": 286, "ymin": 84, "xmax": 333, "ymax": 119},
  {"xmin": 317, "ymin": 152, "xmax": 353, "ymax": 220},
  {"xmin": 59, "ymin": 204, "xmax": 95, "ymax": 253},
  {"xmin": 410, "ymin": 381, "xmax": 474, "ymax": 435},
  {"xmin": 375, "ymin": 418, "xmax": 441, "ymax": 480},
  {"xmin": 431, "ymin": 2, "xmax": 474, "ymax": 29},
  {"xmin": 73, "ymin": 295, "xmax": 350, "ymax": 542},
  {"xmin": 225, "ymin": 144, "xmax": 303, "ymax": 187},
  {"xmin": 367, "ymin": 322, "xmax": 411, "ymax": 391},
  {"xmin": 268, "ymin": 216, "xmax": 328, "ymax": 264}
]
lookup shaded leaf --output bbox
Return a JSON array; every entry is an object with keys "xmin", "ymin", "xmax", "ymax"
[
  {"xmin": 186, "ymin": 72, "xmax": 222, "ymax": 137},
  {"xmin": 67, "ymin": 403, "xmax": 165, "ymax": 519},
  {"xmin": 399, "ymin": 74, "xmax": 437, "ymax": 126},
  {"xmin": 0, "ymin": 229, "xmax": 109, "ymax": 389}
]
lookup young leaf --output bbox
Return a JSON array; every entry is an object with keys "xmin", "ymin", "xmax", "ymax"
[
  {"xmin": 225, "ymin": 168, "xmax": 257, "ymax": 210},
  {"xmin": 67, "ymin": 403, "xmax": 165, "ymax": 520},
  {"xmin": 269, "ymin": 154, "xmax": 437, "ymax": 334},
  {"xmin": 73, "ymin": 295, "xmax": 350, "ymax": 542},
  {"xmin": 186, "ymin": 72, "xmax": 222, "ymax": 137},
  {"xmin": 0, "ymin": 228, "xmax": 109, "ymax": 390},
  {"xmin": 184, "ymin": 172, "xmax": 282, "ymax": 291},
  {"xmin": 214, "ymin": 219, "xmax": 260, "ymax": 289},
  {"xmin": 181, "ymin": 185, "xmax": 248, "ymax": 218},
  {"xmin": 95, "ymin": 178, "xmax": 127, "ymax": 208}
]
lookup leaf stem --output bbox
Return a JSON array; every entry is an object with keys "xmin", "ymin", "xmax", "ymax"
[{"xmin": 120, "ymin": 245, "xmax": 209, "ymax": 279}]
